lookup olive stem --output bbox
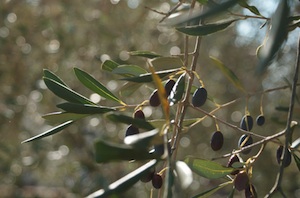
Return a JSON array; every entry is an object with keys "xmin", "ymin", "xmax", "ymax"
[{"xmin": 266, "ymin": 33, "xmax": 300, "ymax": 198}]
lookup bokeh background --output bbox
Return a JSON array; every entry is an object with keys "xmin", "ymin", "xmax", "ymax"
[{"xmin": 1, "ymin": 0, "xmax": 300, "ymax": 197}]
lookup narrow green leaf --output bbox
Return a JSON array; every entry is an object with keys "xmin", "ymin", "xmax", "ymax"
[
  {"xmin": 43, "ymin": 69, "xmax": 68, "ymax": 86},
  {"xmin": 129, "ymin": 51, "xmax": 162, "ymax": 59},
  {"xmin": 21, "ymin": 121, "xmax": 74, "ymax": 143},
  {"xmin": 291, "ymin": 137, "xmax": 300, "ymax": 149},
  {"xmin": 292, "ymin": 153, "xmax": 300, "ymax": 171},
  {"xmin": 168, "ymin": 73, "xmax": 186, "ymax": 106},
  {"xmin": 119, "ymin": 82, "xmax": 143, "ymax": 97},
  {"xmin": 42, "ymin": 112, "xmax": 88, "ymax": 124},
  {"xmin": 94, "ymin": 139, "xmax": 157, "ymax": 163},
  {"xmin": 112, "ymin": 65, "xmax": 147, "ymax": 77},
  {"xmin": 227, "ymin": 187, "xmax": 235, "ymax": 198},
  {"xmin": 176, "ymin": 19, "xmax": 237, "ymax": 36},
  {"xmin": 86, "ymin": 159, "xmax": 157, "ymax": 198},
  {"xmin": 121, "ymin": 68, "xmax": 179, "ymax": 83},
  {"xmin": 57, "ymin": 103, "xmax": 116, "ymax": 114},
  {"xmin": 101, "ymin": 59, "xmax": 120, "ymax": 72},
  {"xmin": 44, "ymin": 77, "xmax": 95, "ymax": 105},
  {"xmin": 185, "ymin": 156, "xmax": 234, "ymax": 179},
  {"xmin": 106, "ymin": 113, "xmax": 155, "ymax": 130},
  {"xmin": 74, "ymin": 68, "xmax": 125, "ymax": 105},
  {"xmin": 238, "ymin": 0, "xmax": 262, "ymax": 16},
  {"xmin": 165, "ymin": 0, "xmax": 238, "ymax": 26},
  {"xmin": 192, "ymin": 181, "xmax": 232, "ymax": 198},
  {"xmin": 257, "ymin": 0, "xmax": 289, "ymax": 73},
  {"xmin": 151, "ymin": 57, "xmax": 184, "ymax": 70},
  {"xmin": 210, "ymin": 56, "xmax": 245, "ymax": 92}
]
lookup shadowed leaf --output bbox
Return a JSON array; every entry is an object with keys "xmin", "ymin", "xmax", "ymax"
[
  {"xmin": 119, "ymin": 82, "xmax": 143, "ymax": 97},
  {"xmin": 57, "ymin": 103, "xmax": 116, "ymax": 114},
  {"xmin": 112, "ymin": 65, "xmax": 147, "ymax": 77},
  {"xmin": 121, "ymin": 68, "xmax": 179, "ymax": 83},
  {"xmin": 94, "ymin": 139, "xmax": 157, "ymax": 163},
  {"xmin": 165, "ymin": 0, "xmax": 238, "ymax": 26},
  {"xmin": 151, "ymin": 57, "xmax": 184, "ymax": 70},
  {"xmin": 106, "ymin": 113, "xmax": 155, "ymax": 130},
  {"xmin": 192, "ymin": 181, "xmax": 232, "ymax": 198},
  {"xmin": 124, "ymin": 129, "xmax": 161, "ymax": 148},
  {"xmin": 238, "ymin": 0, "xmax": 261, "ymax": 16}
]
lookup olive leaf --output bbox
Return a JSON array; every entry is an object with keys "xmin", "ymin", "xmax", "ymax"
[
  {"xmin": 44, "ymin": 77, "xmax": 95, "ymax": 105},
  {"xmin": 184, "ymin": 156, "xmax": 234, "ymax": 179},
  {"xmin": 74, "ymin": 67, "xmax": 125, "ymax": 105},
  {"xmin": 257, "ymin": 0, "xmax": 289, "ymax": 73},
  {"xmin": 86, "ymin": 159, "xmax": 157, "ymax": 198},
  {"xmin": 21, "ymin": 121, "xmax": 74, "ymax": 143},
  {"xmin": 192, "ymin": 181, "xmax": 233, "ymax": 198},
  {"xmin": 210, "ymin": 56, "xmax": 245, "ymax": 92},
  {"xmin": 129, "ymin": 50, "xmax": 162, "ymax": 59},
  {"xmin": 56, "ymin": 103, "xmax": 116, "ymax": 114},
  {"xmin": 176, "ymin": 19, "xmax": 237, "ymax": 36}
]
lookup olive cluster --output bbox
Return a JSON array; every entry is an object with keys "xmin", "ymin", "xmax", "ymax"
[
  {"xmin": 140, "ymin": 168, "xmax": 163, "ymax": 189},
  {"xmin": 238, "ymin": 114, "xmax": 265, "ymax": 154},
  {"xmin": 125, "ymin": 109, "xmax": 145, "ymax": 138},
  {"xmin": 226, "ymin": 155, "xmax": 257, "ymax": 197},
  {"xmin": 149, "ymin": 79, "xmax": 176, "ymax": 107}
]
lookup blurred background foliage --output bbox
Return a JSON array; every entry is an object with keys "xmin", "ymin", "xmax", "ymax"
[{"xmin": 0, "ymin": 0, "xmax": 300, "ymax": 197}]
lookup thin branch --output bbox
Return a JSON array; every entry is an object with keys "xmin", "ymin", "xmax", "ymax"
[{"xmin": 265, "ymin": 33, "xmax": 300, "ymax": 198}]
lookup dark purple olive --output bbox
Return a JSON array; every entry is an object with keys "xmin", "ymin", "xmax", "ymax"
[
  {"xmin": 227, "ymin": 155, "xmax": 240, "ymax": 175},
  {"xmin": 149, "ymin": 89, "xmax": 160, "ymax": 107},
  {"xmin": 125, "ymin": 124, "xmax": 139, "ymax": 137},
  {"xmin": 192, "ymin": 87, "xmax": 207, "ymax": 107},
  {"xmin": 234, "ymin": 171, "xmax": 249, "ymax": 191},
  {"xmin": 256, "ymin": 115, "xmax": 265, "ymax": 126},
  {"xmin": 164, "ymin": 79, "xmax": 176, "ymax": 96},
  {"xmin": 134, "ymin": 109, "xmax": 145, "ymax": 120},
  {"xmin": 276, "ymin": 145, "xmax": 292, "ymax": 168},
  {"xmin": 152, "ymin": 173, "xmax": 163, "ymax": 189},
  {"xmin": 140, "ymin": 168, "xmax": 155, "ymax": 183},
  {"xmin": 210, "ymin": 131, "xmax": 224, "ymax": 151},
  {"xmin": 238, "ymin": 135, "xmax": 253, "ymax": 154},
  {"xmin": 240, "ymin": 115, "xmax": 253, "ymax": 131}
]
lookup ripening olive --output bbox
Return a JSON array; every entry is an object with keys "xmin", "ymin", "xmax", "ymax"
[
  {"xmin": 256, "ymin": 115, "xmax": 265, "ymax": 126},
  {"xmin": 192, "ymin": 87, "xmax": 207, "ymax": 107},
  {"xmin": 149, "ymin": 89, "xmax": 161, "ymax": 107},
  {"xmin": 134, "ymin": 109, "xmax": 145, "ymax": 120},
  {"xmin": 240, "ymin": 115, "xmax": 253, "ymax": 131},
  {"xmin": 227, "ymin": 155, "xmax": 240, "ymax": 175},
  {"xmin": 152, "ymin": 173, "xmax": 163, "ymax": 189},
  {"xmin": 164, "ymin": 79, "xmax": 176, "ymax": 97},
  {"xmin": 245, "ymin": 184, "xmax": 257, "ymax": 198},
  {"xmin": 154, "ymin": 141, "xmax": 172, "ymax": 156},
  {"xmin": 210, "ymin": 131, "xmax": 224, "ymax": 151},
  {"xmin": 238, "ymin": 135, "xmax": 253, "ymax": 154},
  {"xmin": 234, "ymin": 171, "xmax": 249, "ymax": 191},
  {"xmin": 140, "ymin": 168, "xmax": 155, "ymax": 183},
  {"xmin": 276, "ymin": 145, "xmax": 292, "ymax": 168},
  {"xmin": 125, "ymin": 124, "xmax": 139, "ymax": 137}
]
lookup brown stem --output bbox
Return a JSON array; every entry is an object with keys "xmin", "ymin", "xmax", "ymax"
[{"xmin": 265, "ymin": 33, "xmax": 300, "ymax": 198}]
